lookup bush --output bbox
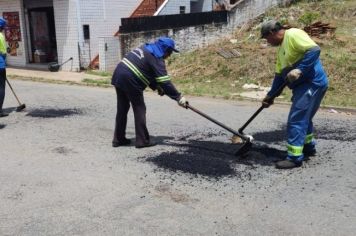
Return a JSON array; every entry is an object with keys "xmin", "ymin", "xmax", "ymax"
[{"xmin": 298, "ymin": 12, "xmax": 320, "ymax": 25}]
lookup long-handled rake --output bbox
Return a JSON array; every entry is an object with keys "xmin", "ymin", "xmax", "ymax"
[{"xmin": 5, "ymin": 78, "xmax": 26, "ymax": 112}]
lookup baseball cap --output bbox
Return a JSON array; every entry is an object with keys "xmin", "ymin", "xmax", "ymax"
[{"xmin": 260, "ymin": 20, "xmax": 282, "ymax": 38}]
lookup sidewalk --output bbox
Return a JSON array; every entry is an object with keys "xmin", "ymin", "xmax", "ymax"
[{"xmin": 7, "ymin": 67, "xmax": 110, "ymax": 83}]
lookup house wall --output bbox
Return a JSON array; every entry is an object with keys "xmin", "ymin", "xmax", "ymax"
[
  {"xmin": 52, "ymin": 0, "xmax": 80, "ymax": 71},
  {"xmin": 77, "ymin": 0, "xmax": 140, "ymax": 69},
  {"xmin": 190, "ymin": 0, "xmax": 213, "ymax": 12},
  {"xmin": 158, "ymin": 0, "xmax": 191, "ymax": 15},
  {"xmin": 98, "ymin": 36, "xmax": 120, "ymax": 72},
  {"xmin": 158, "ymin": 0, "xmax": 212, "ymax": 15},
  {"xmin": 23, "ymin": 0, "xmax": 52, "ymax": 8},
  {"xmin": 0, "ymin": 0, "xmax": 27, "ymax": 67},
  {"xmin": 1, "ymin": 0, "xmax": 140, "ymax": 71},
  {"xmin": 201, "ymin": 0, "xmax": 213, "ymax": 12},
  {"xmin": 53, "ymin": 0, "xmax": 140, "ymax": 71}
]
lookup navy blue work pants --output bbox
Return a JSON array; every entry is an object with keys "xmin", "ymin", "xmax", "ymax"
[{"xmin": 114, "ymin": 86, "xmax": 150, "ymax": 146}]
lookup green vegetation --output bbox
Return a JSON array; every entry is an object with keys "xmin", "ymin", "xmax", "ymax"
[
  {"xmin": 82, "ymin": 78, "xmax": 111, "ymax": 87},
  {"xmin": 85, "ymin": 70, "xmax": 112, "ymax": 77},
  {"xmin": 168, "ymin": 0, "xmax": 356, "ymax": 107}
]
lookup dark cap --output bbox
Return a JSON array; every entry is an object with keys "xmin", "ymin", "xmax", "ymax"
[{"xmin": 260, "ymin": 20, "xmax": 282, "ymax": 38}]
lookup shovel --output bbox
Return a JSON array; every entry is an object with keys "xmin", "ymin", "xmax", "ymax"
[{"xmin": 186, "ymin": 103, "xmax": 254, "ymax": 156}]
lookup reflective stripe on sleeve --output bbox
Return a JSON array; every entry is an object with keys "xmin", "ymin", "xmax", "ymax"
[{"xmin": 156, "ymin": 75, "xmax": 171, "ymax": 83}]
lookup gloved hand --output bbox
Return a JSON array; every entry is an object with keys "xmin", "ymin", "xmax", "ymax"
[
  {"xmin": 286, "ymin": 69, "xmax": 302, "ymax": 83},
  {"xmin": 262, "ymin": 95, "xmax": 274, "ymax": 108},
  {"xmin": 178, "ymin": 96, "xmax": 188, "ymax": 108},
  {"xmin": 157, "ymin": 86, "xmax": 164, "ymax": 96}
]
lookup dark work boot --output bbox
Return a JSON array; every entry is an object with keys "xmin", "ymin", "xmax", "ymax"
[
  {"xmin": 303, "ymin": 147, "xmax": 316, "ymax": 157},
  {"xmin": 276, "ymin": 159, "xmax": 302, "ymax": 169},
  {"xmin": 112, "ymin": 138, "xmax": 131, "ymax": 147},
  {"xmin": 135, "ymin": 141, "xmax": 157, "ymax": 149}
]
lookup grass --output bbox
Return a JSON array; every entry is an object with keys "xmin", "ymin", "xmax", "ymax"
[
  {"xmin": 167, "ymin": 0, "xmax": 356, "ymax": 107},
  {"xmin": 82, "ymin": 78, "xmax": 111, "ymax": 87},
  {"xmin": 85, "ymin": 70, "xmax": 112, "ymax": 77}
]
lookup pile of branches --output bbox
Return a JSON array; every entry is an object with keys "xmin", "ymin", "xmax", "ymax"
[{"xmin": 304, "ymin": 21, "xmax": 336, "ymax": 38}]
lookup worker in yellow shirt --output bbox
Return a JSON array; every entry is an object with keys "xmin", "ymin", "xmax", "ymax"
[
  {"xmin": 0, "ymin": 17, "xmax": 8, "ymax": 117},
  {"xmin": 261, "ymin": 20, "xmax": 328, "ymax": 169}
]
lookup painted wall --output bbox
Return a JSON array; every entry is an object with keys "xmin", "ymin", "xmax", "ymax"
[
  {"xmin": 78, "ymin": 0, "xmax": 140, "ymax": 68},
  {"xmin": 53, "ymin": 0, "xmax": 140, "ymax": 71},
  {"xmin": 52, "ymin": 0, "xmax": 80, "ymax": 71},
  {"xmin": 1, "ymin": 0, "xmax": 140, "ymax": 71},
  {"xmin": 0, "ymin": 0, "xmax": 27, "ymax": 67},
  {"xmin": 158, "ymin": 0, "xmax": 191, "ymax": 15},
  {"xmin": 98, "ymin": 36, "xmax": 120, "ymax": 72}
]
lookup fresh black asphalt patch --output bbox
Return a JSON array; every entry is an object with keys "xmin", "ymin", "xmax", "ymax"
[
  {"xmin": 26, "ymin": 108, "xmax": 82, "ymax": 118},
  {"xmin": 145, "ymin": 118, "xmax": 356, "ymax": 180}
]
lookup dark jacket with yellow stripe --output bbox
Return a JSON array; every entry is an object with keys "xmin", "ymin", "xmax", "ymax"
[{"xmin": 111, "ymin": 46, "xmax": 181, "ymax": 100}]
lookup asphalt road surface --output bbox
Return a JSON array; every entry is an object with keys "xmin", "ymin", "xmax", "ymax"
[{"xmin": 1, "ymin": 80, "xmax": 355, "ymax": 236}]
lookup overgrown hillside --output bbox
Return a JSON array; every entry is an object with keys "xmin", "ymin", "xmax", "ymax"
[{"xmin": 167, "ymin": 0, "xmax": 356, "ymax": 107}]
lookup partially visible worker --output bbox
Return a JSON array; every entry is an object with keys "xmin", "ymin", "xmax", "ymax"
[
  {"xmin": 260, "ymin": 20, "xmax": 328, "ymax": 169},
  {"xmin": 0, "ymin": 17, "xmax": 8, "ymax": 117},
  {"xmin": 111, "ymin": 37, "xmax": 188, "ymax": 148}
]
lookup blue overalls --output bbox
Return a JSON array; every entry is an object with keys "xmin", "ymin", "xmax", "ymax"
[{"xmin": 268, "ymin": 28, "xmax": 328, "ymax": 162}]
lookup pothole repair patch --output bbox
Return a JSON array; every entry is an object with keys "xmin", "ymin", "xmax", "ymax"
[
  {"xmin": 145, "ymin": 119, "xmax": 354, "ymax": 181},
  {"xmin": 26, "ymin": 108, "xmax": 82, "ymax": 118}
]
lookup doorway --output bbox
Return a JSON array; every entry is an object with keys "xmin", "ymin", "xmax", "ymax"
[{"xmin": 27, "ymin": 7, "xmax": 57, "ymax": 63}]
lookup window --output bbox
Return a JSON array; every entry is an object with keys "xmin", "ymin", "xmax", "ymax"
[
  {"xmin": 179, "ymin": 6, "xmax": 185, "ymax": 14},
  {"xmin": 83, "ymin": 25, "xmax": 90, "ymax": 40}
]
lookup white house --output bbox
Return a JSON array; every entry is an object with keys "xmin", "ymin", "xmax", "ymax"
[{"xmin": 0, "ymin": 0, "xmax": 141, "ymax": 71}]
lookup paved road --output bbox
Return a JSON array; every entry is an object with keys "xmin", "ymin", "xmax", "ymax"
[{"xmin": 1, "ymin": 80, "xmax": 355, "ymax": 236}]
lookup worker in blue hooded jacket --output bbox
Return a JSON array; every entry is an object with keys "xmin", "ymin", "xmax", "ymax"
[
  {"xmin": 261, "ymin": 20, "xmax": 328, "ymax": 169},
  {"xmin": 0, "ymin": 17, "xmax": 8, "ymax": 117},
  {"xmin": 111, "ymin": 37, "xmax": 188, "ymax": 148}
]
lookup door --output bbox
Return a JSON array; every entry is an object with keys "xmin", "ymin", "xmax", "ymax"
[{"xmin": 28, "ymin": 7, "xmax": 57, "ymax": 63}]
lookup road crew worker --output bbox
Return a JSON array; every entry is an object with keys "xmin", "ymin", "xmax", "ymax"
[
  {"xmin": 111, "ymin": 37, "xmax": 188, "ymax": 148},
  {"xmin": 0, "ymin": 17, "xmax": 8, "ymax": 117},
  {"xmin": 261, "ymin": 20, "xmax": 328, "ymax": 169}
]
